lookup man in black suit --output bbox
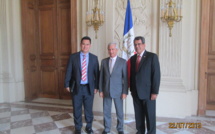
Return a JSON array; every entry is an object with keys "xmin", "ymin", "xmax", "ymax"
[
  {"xmin": 130, "ymin": 36, "xmax": 161, "ymax": 134},
  {"xmin": 64, "ymin": 36, "xmax": 99, "ymax": 134}
]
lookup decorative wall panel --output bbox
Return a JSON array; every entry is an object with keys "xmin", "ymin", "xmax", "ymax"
[
  {"xmin": 159, "ymin": 0, "xmax": 185, "ymax": 90},
  {"xmin": 0, "ymin": 0, "xmax": 13, "ymax": 83}
]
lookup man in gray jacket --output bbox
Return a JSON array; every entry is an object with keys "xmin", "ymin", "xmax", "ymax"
[{"xmin": 99, "ymin": 42, "xmax": 128, "ymax": 134}]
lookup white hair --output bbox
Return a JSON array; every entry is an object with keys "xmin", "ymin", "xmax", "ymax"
[{"xmin": 107, "ymin": 42, "xmax": 118, "ymax": 49}]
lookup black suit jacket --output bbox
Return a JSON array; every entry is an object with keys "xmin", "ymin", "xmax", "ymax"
[
  {"xmin": 64, "ymin": 52, "xmax": 99, "ymax": 95},
  {"xmin": 130, "ymin": 51, "xmax": 161, "ymax": 100}
]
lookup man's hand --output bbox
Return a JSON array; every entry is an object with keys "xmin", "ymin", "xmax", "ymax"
[
  {"xmin": 151, "ymin": 94, "xmax": 158, "ymax": 100},
  {"xmin": 121, "ymin": 94, "xmax": 127, "ymax": 99},
  {"xmin": 99, "ymin": 92, "xmax": 104, "ymax": 98},
  {"xmin": 94, "ymin": 89, "xmax": 98, "ymax": 94},
  {"xmin": 65, "ymin": 87, "xmax": 70, "ymax": 92}
]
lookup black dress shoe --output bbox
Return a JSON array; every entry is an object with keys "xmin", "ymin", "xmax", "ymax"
[
  {"xmin": 102, "ymin": 131, "xmax": 110, "ymax": 134},
  {"xmin": 75, "ymin": 129, "xmax": 81, "ymax": 134},
  {"xmin": 85, "ymin": 128, "xmax": 94, "ymax": 134},
  {"xmin": 136, "ymin": 132, "xmax": 144, "ymax": 134},
  {"xmin": 118, "ymin": 131, "xmax": 124, "ymax": 134}
]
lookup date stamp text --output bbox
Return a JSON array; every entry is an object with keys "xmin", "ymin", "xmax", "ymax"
[{"xmin": 169, "ymin": 122, "xmax": 202, "ymax": 129}]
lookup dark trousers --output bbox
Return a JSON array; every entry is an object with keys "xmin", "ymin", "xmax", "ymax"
[
  {"xmin": 72, "ymin": 85, "xmax": 94, "ymax": 130},
  {"xmin": 132, "ymin": 94, "xmax": 156, "ymax": 134}
]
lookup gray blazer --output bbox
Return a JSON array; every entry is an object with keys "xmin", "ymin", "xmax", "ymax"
[{"xmin": 99, "ymin": 56, "xmax": 128, "ymax": 98}]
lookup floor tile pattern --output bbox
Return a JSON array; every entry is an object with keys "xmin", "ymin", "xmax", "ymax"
[{"xmin": 0, "ymin": 100, "xmax": 215, "ymax": 134}]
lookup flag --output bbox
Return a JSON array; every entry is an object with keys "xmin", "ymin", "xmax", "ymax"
[
  {"xmin": 122, "ymin": 1, "xmax": 135, "ymax": 122},
  {"xmin": 122, "ymin": 0, "xmax": 135, "ymax": 60}
]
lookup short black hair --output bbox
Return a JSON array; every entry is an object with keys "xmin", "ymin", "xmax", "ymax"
[
  {"xmin": 81, "ymin": 36, "xmax": 91, "ymax": 44},
  {"xmin": 134, "ymin": 36, "xmax": 145, "ymax": 44}
]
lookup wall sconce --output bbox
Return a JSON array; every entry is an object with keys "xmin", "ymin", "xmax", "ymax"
[
  {"xmin": 161, "ymin": 0, "xmax": 182, "ymax": 37},
  {"xmin": 86, "ymin": 0, "xmax": 105, "ymax": 39}
]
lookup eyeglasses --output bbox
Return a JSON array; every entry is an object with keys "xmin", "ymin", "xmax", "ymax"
[
  {"xmin": 134, "ymin": 43, "xmax": 144, "ymax": 46},
  {"xmin": 81, "ymin": 43, "xmax": 90, "ymax": 46}
]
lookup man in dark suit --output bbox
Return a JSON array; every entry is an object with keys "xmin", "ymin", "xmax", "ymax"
[
  {"xmin": 64, "ymin": 36, "xmax": 99, "ymax": 134},
  {"xmin": 99, "ymin": 43, "xmax": 128, "ymax": 134},
  {"xmin": 130, "ymin": 36, "xmax": 161, "ymax": 134}
]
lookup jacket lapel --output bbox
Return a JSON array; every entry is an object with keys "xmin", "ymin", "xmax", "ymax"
[
  {"xmin": 133, "ymin": 54, "xmax": 137, "ymax": 71},
  {"xmin": 111, "ymin": 56, "xmax": 119, "ymax": 74},
  {"xmin": 107, "ymin": 57, "xmax": 111, "ymax": 74},
  {"xmin": 137, "ymin": 51, "xmax": 147, "ymax": 72},
  {"xmin": 88, "ymin": 53, "xmax": 91, "ymax": 73},
  {"xmin": 77, "ymin": 52, "xmax": 81, "ymax": 74}
]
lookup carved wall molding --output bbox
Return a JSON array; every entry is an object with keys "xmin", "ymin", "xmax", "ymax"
[
  {"xmin": 0, "ymin": 0, "xmax": 7, "ymax": 56},
  {"xmin": 0, "ymin": 0, "xmax": 9, "ymax": 83},
  {"xmin": 0, "ymin": 72, "xmax": 15, "ymax": 83},
  {"xmin": 160, "ymin": 77, "xmax": 186, "ymax": 92},
  {"xmin": 0, "ymin": 0, "xmax": 19, "ymax": 83},
  {"xmin": 159, "ymin": 0, "xmax": 185, "ymax": 89}
]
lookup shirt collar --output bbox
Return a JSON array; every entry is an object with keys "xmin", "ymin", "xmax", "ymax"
[
  {"xmin": 80, "ymin": 52, "xmax": 89, "ymax": 57},
  {"xmin": 110, "ymin": 56, "xmax": 117, "ymax": 60},
  {"xmin": 138, "ymin": 50, "xmax": 145, "ymax": 57}
]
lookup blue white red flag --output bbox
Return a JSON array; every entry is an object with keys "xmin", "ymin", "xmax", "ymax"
[{"xmin": 122, "ymin": 0, "xmax": 135, "ymax": 60}]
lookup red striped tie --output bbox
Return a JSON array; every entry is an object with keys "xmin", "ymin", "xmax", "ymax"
[{"xmin": 81, "ymin": 55, "xmax": 87, "ymax": 81}]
